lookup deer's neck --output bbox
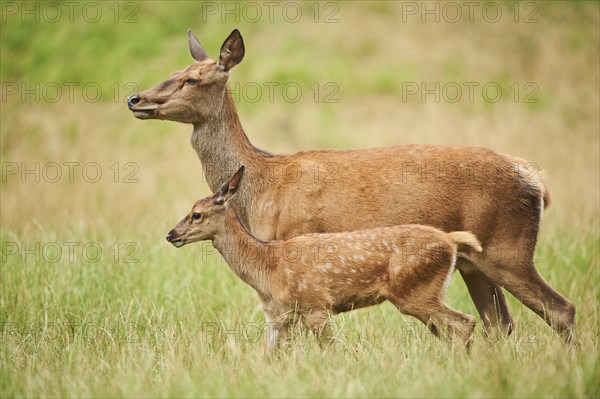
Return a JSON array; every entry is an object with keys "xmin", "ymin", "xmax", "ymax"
[
  {"xmin": 191, "ymin": 89, "xmax": 268, "ymax": 225},
  {"xmin": 212, "ymin": 207, "xmax": 276, "ymax": 296}
]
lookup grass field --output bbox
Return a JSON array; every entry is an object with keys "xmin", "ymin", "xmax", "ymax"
[{"xmin": 1, "ymin": 1, "xmax": 599, "ymax": 397}]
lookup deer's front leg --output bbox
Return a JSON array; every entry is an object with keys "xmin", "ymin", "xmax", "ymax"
[
  {"xmin": 261, "ymin": 299, "xmax": 292, "ymax": 355},
  {"xmin": 304, "ymin": 310, "xmax": 335, "ymax": 346},
  {"xmin": 264, "ymin": 318, "xmax": 289, "ymax": 354}
]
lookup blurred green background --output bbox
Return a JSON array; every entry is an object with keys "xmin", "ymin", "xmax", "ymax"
[{"xmin": 1, "ymin": 1, "xmax": 599, "ymax": 397}]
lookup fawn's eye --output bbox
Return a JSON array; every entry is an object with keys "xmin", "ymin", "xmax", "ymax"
[
  {"xmin": 192, "ymin": 212, "xmax": 201, "ymax": 220},
  {"xmin": 185, "ymin": 78, "xmax": 198, "ymax": 85}
]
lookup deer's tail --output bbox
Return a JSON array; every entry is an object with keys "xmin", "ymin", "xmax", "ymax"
[{"xmin": 447, "ymin": 231, "xmax": 483, "ymax": 254}]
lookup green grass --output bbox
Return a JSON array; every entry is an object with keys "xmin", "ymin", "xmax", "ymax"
[
  {"xmin": 1, "ymin": 1, "xmax": 599, "ymax": 397},
  {"xmin": 1, "ymin": 228, "xmax": 598, "ymax": 397}
]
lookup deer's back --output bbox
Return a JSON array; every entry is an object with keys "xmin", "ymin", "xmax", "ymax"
[
  {"xmin": 248, "ymin": 144, "xmax": 544, "ymax": 246},
  {"xmin": 268, "ymin": 224, "xmax": 454, "ymax": 312}
]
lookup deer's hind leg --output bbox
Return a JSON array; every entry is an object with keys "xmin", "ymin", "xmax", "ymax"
[
  {"xmin": 474, "ymin": 241, "xmax": 576, "ymax": 343},
  {"xmin": 388, "ymin": 254, "xmax": 476, "ymax": 347},
  {"xmin": 471, "ymin": 186, "xmax": 576, "ymax": 343},
  {"xmin": 303, "ymin": 310, "xmax": 335, "ymax": 346},
  {"xmin": 457, "ymin": 259, "xmax": 514, "ymax": 338}
]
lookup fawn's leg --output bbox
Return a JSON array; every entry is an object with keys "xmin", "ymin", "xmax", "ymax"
[
  {"xmin": 261, "ymin": 299, "xmax": 292, "ymax": 354},
  {"xmin": 388, "ymin": 254, "xmax": 476, "ymax": 348},
  {"xmin": 391, "ymin": 298, "xmax": 476, "ymax": 348},
  {"xmin": 264, "ymin": 315, "xmax": 290, "ymax": 354},
  {"xmin": 303, "ymin": 310, "xmax": 334, "ymax": 347}
]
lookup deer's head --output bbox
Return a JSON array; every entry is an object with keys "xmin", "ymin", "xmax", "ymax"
[
  {"xmin": 166, "ymin": 166, "xmax": 245, "ymax": 247},
  {"xmin": 128, "ymin": 29, "xmax": 244, "ymax": 124}
]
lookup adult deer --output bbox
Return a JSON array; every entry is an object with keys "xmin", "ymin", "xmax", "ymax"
[{"xmin": 128, "ymin": 29, "xmax": 576, "ymax": 342}]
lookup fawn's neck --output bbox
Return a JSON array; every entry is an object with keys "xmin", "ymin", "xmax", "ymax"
[
  {"xmin": 211, "ymin": 207, "xmax": 275, "ymax": 295},
  {"xmin": 191, "ymin": 89, "xmax": 269, "ymax": 226}
]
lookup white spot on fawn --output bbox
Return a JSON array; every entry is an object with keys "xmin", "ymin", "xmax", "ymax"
[{"xmin": 298, "ymin": 279, "xmax": 308, "ymax": 291}]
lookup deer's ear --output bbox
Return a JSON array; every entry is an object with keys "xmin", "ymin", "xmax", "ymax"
[
  {"xmin": 218, "ymin": 29, "xmax": 245, "ymax": 72},
  {"xmin": 214, "ymin": 166, "xmax": 245, "ymax": 205},
  {"xmin": 188, "ymin": 29, "xmax": 209, "ymax": 62},
  {"xmin": 227, "ymin": 166, "xmax": 245, "ymax": 195}
]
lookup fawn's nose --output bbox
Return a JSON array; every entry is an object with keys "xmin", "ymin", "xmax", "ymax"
[
  {"xmin": 127, "ymin": 94, "xmax": 141, "ymax": 109},
  {"xmin": 166, "ymin": 229, "xmax": 175, "ymax": 242}
]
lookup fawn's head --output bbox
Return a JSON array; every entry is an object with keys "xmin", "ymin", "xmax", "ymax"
[
  {"xmin": 128, "ymin": 29, "xmax": 244, "ymax": 123},
  {"xmin": 166, "ymin": 166, "xmax": 245, "ymax": 247}
]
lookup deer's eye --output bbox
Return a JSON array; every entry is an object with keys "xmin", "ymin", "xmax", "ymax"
[
  {"xmin": 185, "ymin": 78, "xmax": 198, "ymax": 85},
  {"xmin": 192, "ymin": 212, "xmax": 201, "ymax": 220}
]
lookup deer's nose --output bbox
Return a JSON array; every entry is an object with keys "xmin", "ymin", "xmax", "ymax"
[
  {"xmin": 128, "ymin": 94, "xmax": 141, "ymax": 109},
  {"xmin": 166, "ymin": 229, "xmax": 175, "ymax": 242}
]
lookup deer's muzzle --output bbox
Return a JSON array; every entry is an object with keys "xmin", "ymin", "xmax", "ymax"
[
  {"xmin": 166, "ymin": 229, "xmax": 185, "ymax": 248},
  {"xmin": 128, "ymin": 94, "xmax": 158, "ymax": 119}
]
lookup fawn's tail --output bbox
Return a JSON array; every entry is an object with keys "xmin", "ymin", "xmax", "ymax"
[{"xmin": 447, "ymin": 231, "xmax": 483, "ymax": 253}]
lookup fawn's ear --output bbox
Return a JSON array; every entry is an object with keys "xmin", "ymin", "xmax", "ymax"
[
  {"xmin": 188, "ymin": 29, "xmax": 209, "ymax": 62},
  {"xmin": 218, "ymin": 29, "xmax": 244, "ymax": 72},
  {"xmin": 214, "ymin": 166, "xmax": 245, "ymax": 205}
]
